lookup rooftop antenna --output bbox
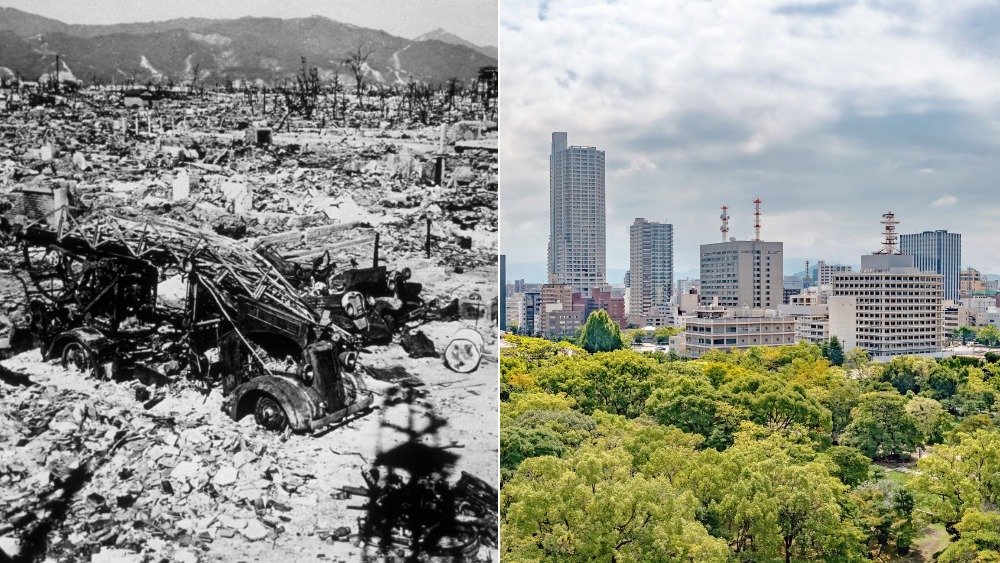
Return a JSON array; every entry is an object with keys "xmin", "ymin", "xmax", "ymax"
[
  {"xmin": 876, "ymin": 210, "xmax": 899, "ymax": 254},
  {"xmin": 753, "ymin": 198, "xmax": 762, "ymax": 241},
  {"xmin": 720, "ymin": 205, "xmax": 730, "ymax": 242}
]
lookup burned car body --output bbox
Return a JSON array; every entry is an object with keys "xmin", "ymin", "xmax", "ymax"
[
  {"xmin": 8, "ymin": 210, "xmax": 373, "ymax": 433},
  {"xmin": 305, "ymin": 265, "xmax": 425, "ymax": 343}
]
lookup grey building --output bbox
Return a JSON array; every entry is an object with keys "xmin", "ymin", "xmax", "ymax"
[
  {"xmin": 628, "ymin": 218, "xmax": 674, "ymax": 323},
  {"xmin": 900, "ymin": 230, "xmax": 961, "ymax": 302},
  {"xmin": 700, "ymin": 240, "xmax": 784, "ymax": 309},
  {"xmin": 816, "ymin": 261, "xmax": 852, "ymax": 286},
  {"xmin": 499, "ymin": 254, "xmax": 506, "ymax": 330},
  {"xmin": 547, "ymin": 132, "xmax": 607, "ymax": 295}
]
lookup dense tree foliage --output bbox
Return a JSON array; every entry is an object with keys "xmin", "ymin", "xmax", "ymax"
[
  {"xmin": 841, "ymin": 392, "xmax": 923, "ymax": 460},
  {"xmin": 577, "ymin": 309, "xmax": 625, "ymax": 353},
  {"xmin": 820, "ymin": 336, "xmax": 845, "ymax": 366},
  {"xmin": 500, "ymin": 336, "xmax": 1000, "ymax": 561},
  {"xmin": 938, "ymin": 509, "xmax": 1000, "ymax": 562},
  {"xmin": 978, "ymin": 325, "xmax": 1000, "ymax": 347}
]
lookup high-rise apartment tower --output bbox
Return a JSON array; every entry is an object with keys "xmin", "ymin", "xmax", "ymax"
[
  {"xmin": 628, "ymin": 218, "xmax": 674, "ymax": 323},
  {"xmin": 547, "ymin": 132, "xmax": 607, "ymax": 295}
]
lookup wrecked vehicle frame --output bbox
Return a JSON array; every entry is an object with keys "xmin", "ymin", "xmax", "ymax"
[{"xmin": 6, "ymin": 208, "xmax": 374, "ymax": 433}]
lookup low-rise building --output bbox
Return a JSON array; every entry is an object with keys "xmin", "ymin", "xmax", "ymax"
[
  {"xmin": 795, "ymin": 316, "xmax": 829, "ymax": 343},
  {"xmin": 683, "ymin": 305, "xmax": 797, "ymax": 358},
  {"xmin": 943, "ymin": 302, "xmax": 975, "ymax": 342}
]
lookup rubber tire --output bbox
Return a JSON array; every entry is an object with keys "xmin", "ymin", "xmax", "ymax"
[
  {"xmin": 61, "ymin": 341, "xmax": 96, "ymax": 377},
  {"xmin": 254, "ymin": 395, "xmax": 289, "ymax": 432}
]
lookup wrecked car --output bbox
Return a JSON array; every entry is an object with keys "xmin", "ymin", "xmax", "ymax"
[
  {"xmin": 306, "ymin": 264, "xmax": 426, "ymax": 343},
  {"xmin": 7, "ymin": 207, "xmax": 373, "ymax": 433}
]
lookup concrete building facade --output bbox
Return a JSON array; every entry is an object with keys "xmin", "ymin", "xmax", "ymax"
[
  {"xmin": 828, "ymin": 254, "xmax": 943, "ymax": 359},
  {"xmin": 817, "ymin": 261, "xmax": 852, "ymax": 286},
  {"xmin": 682, "ymin": 306, "xmax": 797, "ymax": 358},
  {"xmin": 900, "ymin": 230, "xmax": 961, "ymax": 302},
  {"xmin": 538, "ymin": 282, "xmax": 579, "ymax": 337},
  {"xmin": 628, "ymin": 218, "xmax": 674, "ymax": 325},
  {"xmin": 699, "ymin": 240, "xmax": 783, "ymax": 309},
  {"xmin": 960, "ymin": 267, "xmax": 987, "ymax": 297},
  {"xmin": 547, "ymin": 132, "xmax": 607, "ymax": 294}
]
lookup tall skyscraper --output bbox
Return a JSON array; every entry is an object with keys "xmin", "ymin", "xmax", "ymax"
[
  {"xmin": 900, "ymin": 230, "xmax": 961, "ymax": 302},
  {"xmin": 628, "ymin": 218, "xmax": 674, "ymax": 324},
  {"xmin": 547, "ymin": 132, "xmax": 607, "ymax": 295}
]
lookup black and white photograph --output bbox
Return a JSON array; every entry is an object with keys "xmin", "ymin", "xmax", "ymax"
[{"xmin": 0, "ymin": 1, "xmax": 498, "ymax": 561}]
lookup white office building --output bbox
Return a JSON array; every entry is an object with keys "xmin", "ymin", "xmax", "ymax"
[{"xmin": 829, "ymin": 254, "xmax": 943, "ymax": 359}]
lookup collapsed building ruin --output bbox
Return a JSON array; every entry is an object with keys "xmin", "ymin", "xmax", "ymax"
[{"xmin": 0, "ymin": 77, "xmax": 499, "ymax": 562}]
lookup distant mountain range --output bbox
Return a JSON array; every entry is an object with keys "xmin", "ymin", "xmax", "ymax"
[
  {"xmin": 0, "ymin": 7, "xmax": 496, "ymax": 85},
  {"xmin": 414, "ymin": 27, "xmax": 497, "ymax": 60}
]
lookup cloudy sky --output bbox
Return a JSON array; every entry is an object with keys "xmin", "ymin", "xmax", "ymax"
[
  {"xmin": 0, "ymin": 0, "xmax": 497, "ymax": 46},
  {"xmin": 499, "ymin": 0, "xmax": 1000, "ymax": 283}
]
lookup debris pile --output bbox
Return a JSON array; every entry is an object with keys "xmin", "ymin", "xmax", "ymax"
[{"xmin": 0, "ymin": 84, "xmax": 498, "ymax": 561}]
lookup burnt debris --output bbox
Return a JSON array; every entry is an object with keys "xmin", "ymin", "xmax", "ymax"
[{"xmin": 0, "ymin": 73, "xmax": 498, "ymax": 563}]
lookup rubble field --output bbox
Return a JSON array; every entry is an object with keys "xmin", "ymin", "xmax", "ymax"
[{"xmin": 0, "ymin": 88, "xmax": 498, "ymax": 562}]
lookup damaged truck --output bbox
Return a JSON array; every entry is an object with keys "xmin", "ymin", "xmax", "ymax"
[{"xmin": 5, "ymin": 205, "xmax": 374, "ymax": 433}]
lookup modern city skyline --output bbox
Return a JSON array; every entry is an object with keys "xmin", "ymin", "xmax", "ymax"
[
  {"xmin": 500, "ymin": 1, "xmax": 1000, "ymax": 282},
  {"xmin": 547, "ymin": 132, "xmax": 607, "ymax": 294}
]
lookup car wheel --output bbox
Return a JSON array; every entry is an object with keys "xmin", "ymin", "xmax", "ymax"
[
  {"xmin": 61, "ymin": 341, "xmax": 95, "ymax": 376},
  {"xmin": 254, "ymin": 395, "xmax": 288, "ymax": 431}
]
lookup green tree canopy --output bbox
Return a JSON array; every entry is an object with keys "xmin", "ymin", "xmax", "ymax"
[
  {"xmin": 578, "ymin": 309, "xmax": 625, "ymax": 353},
  {"xmin": 913, "ymin": 429, "xmax": 1000, "ymax": 527},
  {"xmin": 841, "ymin": 392, "xmax": 923, "ymax": 460},
  {"xmin": 820, "ymin": 336, "xmax": 845, "ymax": 366},
  {"xmin": 500, "ymin": 448, "xmax": 730, "ymax": 562},
  {"xmin": 977, "ymin": 325, "xmax": 1000, "ymax": 347},
  {"xmin": 953, "ymin": 325, "xmax": 977, "ymax": 345},
  {"xmin": 905, "ymin": 396, "xmax": 953, "ymax": 446},
  {"xmin": 937, "ymin": 509, "xmax": 1000, "ymax": 563},
  {"xmin": 534, "ymin": 350, "xmax": 661, "ymax": 417},
  {"xmin": 720, "ymin": 372, "xmax": 832, "ymax": 434},
  {"xmin": 848, "ymin": 479, "xmax": 916, "ymax": 558},
  {"xmin": 821, "ymin": 445, "xmax": 872, "ymax": 487}
]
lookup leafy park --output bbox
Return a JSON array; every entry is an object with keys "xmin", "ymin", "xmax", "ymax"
[{"xmin": 500, "ymin": 312, "xmax": 1000, "ymax": 562}]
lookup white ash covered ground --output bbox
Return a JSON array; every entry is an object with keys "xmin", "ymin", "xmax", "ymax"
[{"xmin": 0, "ymin": 88, "xmax": 498, "ymax": 562}]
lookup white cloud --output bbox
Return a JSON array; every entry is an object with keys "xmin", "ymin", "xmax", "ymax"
[
  {"xmin": 500, "ymin": 0, "xmax": 1000, "ymax": 278},
  {"xmin": 932, "ymin": 194, "xmax": 958, "ymax": 206},
  {"xmin": 614, "ymin": 157, "xmax": 657, "ymax": 176}
]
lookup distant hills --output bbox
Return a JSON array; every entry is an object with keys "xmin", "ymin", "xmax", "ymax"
[
  {"xmin": 414, "ymin": 27, "xmax": 497, "ymax": 60},
  {"xmin": 0, "ymin": 7, "xmax": 496, "ymax": 85}
]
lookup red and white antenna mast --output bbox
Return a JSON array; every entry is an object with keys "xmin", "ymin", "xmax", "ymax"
[
  {"xmin": 753, "ymin": 198, "xmax": 762, "ymax": 241},
  {"xmin": 876, "ymin": 210, "xmax": 899, "ymax": 254},
  {"xmin": 720, "ymin": 205, "xmax": 730, "ymax": 242}
]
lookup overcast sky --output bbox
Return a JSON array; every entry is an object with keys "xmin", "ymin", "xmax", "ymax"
[
  {"xmin": 499, "ymin": 0, "xmax": 1000, "ymax": 283},
  {"xmin": 1, "ymin": 0, "xmax": 497, "ymax": 46}
]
